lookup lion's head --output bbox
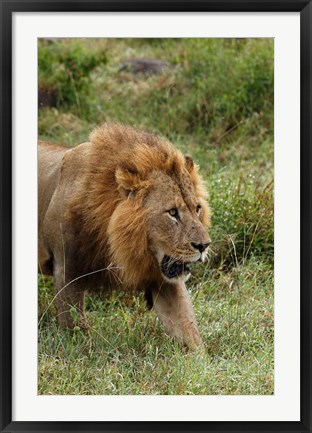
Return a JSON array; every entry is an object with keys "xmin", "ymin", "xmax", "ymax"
[{"xmin": 85, "ymin": 125, "xmax": 212, "ymax": 288}]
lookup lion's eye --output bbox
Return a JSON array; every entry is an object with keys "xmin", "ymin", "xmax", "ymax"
[
  {"xmin": 168, "ymin": 208, "xmax": 179, "ymax": 220},
  {"xmin": 196, "ymin": 204, "xmax": 201, "ymax": 214}
]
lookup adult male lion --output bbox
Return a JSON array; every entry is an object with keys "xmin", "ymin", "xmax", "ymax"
[{"xmin": 39, "ymin": 124, "xmax": 211, "ymax": 349}]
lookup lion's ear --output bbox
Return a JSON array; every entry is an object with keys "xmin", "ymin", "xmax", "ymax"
[
  {"xmin": 185, "ymin": 155, "xmax": 194, "ymax": 173},
  {"xmin": 115, "ymin": 165, "xmax": 142, "ymax": 197}
]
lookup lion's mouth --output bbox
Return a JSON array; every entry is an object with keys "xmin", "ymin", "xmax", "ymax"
[{"xmin": 161, "ymin": 255, "xmax": 191, "ymax": 279}]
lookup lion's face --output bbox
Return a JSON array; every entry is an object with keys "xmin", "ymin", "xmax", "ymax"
[{"xmin": 145, "ymin": 171, "xmax": 211, "ymax": 283}]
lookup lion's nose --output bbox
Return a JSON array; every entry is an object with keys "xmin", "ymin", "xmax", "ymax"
[{"xmin": 191, "ymin": 241, "xmax": 211, "ymax": 253}]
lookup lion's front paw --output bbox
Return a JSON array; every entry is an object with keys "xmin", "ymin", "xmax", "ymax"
[{"xmin": 181, "ymin": 321, "xmax": 204, "ymax": 350}]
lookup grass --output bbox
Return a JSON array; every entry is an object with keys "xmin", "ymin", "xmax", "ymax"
[{"xmin": 38, "ymin": 37, "xmax": 274, "ymax": 395}]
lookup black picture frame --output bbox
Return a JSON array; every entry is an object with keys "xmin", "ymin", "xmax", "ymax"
[{"xmin": 1, "ymin": 1, "xmax": 311, "ymax": 432}]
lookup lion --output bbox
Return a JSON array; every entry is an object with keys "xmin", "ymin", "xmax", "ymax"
[{"xmin": 38, "ymin": 123, "xmax": 211, "ymax": 349}]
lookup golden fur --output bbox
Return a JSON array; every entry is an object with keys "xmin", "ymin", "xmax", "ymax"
[{"xmin": 38, "ymin": 123, "xmax": 211, "ymax": 349}]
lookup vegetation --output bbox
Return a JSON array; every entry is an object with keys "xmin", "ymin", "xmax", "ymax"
[{"xmin": 38, "ymin": 38, "xmax": 274, "ymax": 395}]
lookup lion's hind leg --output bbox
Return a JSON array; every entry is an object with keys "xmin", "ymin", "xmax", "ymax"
[{"xmin": 53, "ymin": 261, "xmax": 89, "ymax": 331}]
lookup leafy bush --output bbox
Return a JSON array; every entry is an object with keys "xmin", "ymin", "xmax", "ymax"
[
  {"xmin": 165, "ymin": 38, "xmax": 274, "ymax": 136},
  {"xmin": 38, "ymin": 39, "xmax": 107, "ymax": 116},
  {"xmin": 209, "ymin": 173, "xmax": 274, "ymax": 267}
]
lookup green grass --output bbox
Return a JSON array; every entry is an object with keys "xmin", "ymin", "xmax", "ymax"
[{"xmin": 38, "ymin": 37, "xmax": 274, "ymax": 395}]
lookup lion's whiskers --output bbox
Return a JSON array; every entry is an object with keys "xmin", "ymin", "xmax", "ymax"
[{"xmin": 106, "ymin": 262, "xmax": 123, "ymax": 285}]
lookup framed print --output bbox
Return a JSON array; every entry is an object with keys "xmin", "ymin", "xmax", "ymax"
[{"xmin": 1, "ymin": 1, "xmax": 311, "ymax": 432}]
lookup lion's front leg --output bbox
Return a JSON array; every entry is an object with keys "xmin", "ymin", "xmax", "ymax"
[{"xmin": 152, "ymin": 282, "xmax": 203, "ymax": 350}]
